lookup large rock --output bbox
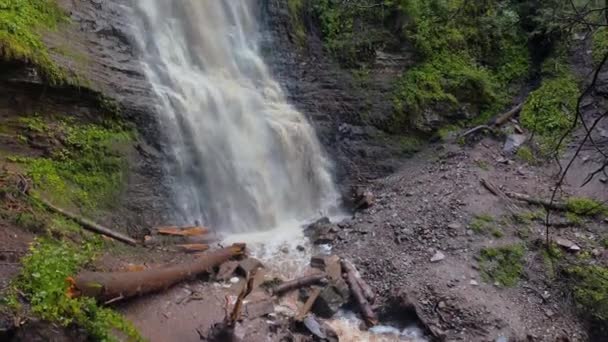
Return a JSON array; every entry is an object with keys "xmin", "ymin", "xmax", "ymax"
[
  {"xmin": 312, "ymin": 282, "xmax": 350, "ymax": 318},
  {"xmin": 304, "ymin": 218, "xmax": 338, "ymax": 245}
]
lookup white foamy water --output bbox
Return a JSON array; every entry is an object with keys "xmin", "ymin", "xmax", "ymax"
[
  {"xmin": 328, "ymin": 311, "xmax": 428, "ymax": 342},
  {"xmin": 129, "ymin": 0, "xmax": 340, "ymax": 234}
]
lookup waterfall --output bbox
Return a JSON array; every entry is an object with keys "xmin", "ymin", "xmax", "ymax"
[{"xmin": 129, "ymin": 0, "xmax": 339, "ymax": 233}]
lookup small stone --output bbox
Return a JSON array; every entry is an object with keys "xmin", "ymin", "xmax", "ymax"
[
  {"xmin": 600, "ymin": 177, "xmax": 607, "ymax": 183},
  {"xmin": 230, "ymin": 277, "xmax": 239, "ymax": 284},
  {"xmin": 466, "ymin": 230, "xmax": 474, "ymax": 236},
  {"xmin": 592, "ymin": 249, "xmax": 601, "ymax": 257},
  {"xmin": 296, "ymin": 245, "xmax": 305, "ymax": 252},
  {"xmin": 554, "ymin": 237, "xmax": 581, "ymax": 252},
  {"xmin": 438, "ymin": 301, "xmax": 447, "ymax": 309},
  {"xmin": 544, "ymin": 309, "xmax": 554, "ymax": 318},
  {"xmin": 447, "ymin": 223, "xmax": 461, "ymax": 230},
  {"xmin": 470, "ymin": 280, "xmax": 479, "ymax": 286},
  {"xmin": 430, "ymin": 251, "xmax": 446, "ymax": 263}
]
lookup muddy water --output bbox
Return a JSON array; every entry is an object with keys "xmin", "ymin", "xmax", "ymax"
[{"xmin": 128, "ymin": 0, "xmax": 340, "ymax": 232}]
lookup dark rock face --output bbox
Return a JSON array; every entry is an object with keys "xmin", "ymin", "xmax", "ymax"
[
  {"xmin": 17, "ymin": 0, "xmax": 173, "ymax": 234},
  {"xmin": 259, "ymin": 0, "xmax": 411, "ymax": 192}
]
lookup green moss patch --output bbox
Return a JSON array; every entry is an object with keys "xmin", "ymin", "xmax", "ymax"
[
  {"xmin": 10, "ymin": 117, "xmax": 132, "ymax": 211},
  {"xmin": 479, "ymin": 244, "xmax": 525, "ymax": 286},
  {"xmin": 469, "ymin": 214, "xmax": 503, "ymax": 237},
  {"xmin": 566, "ymin": 197, "xmax": 608, "ymax": 217},
  {"xmin": 568, "ymin": 265, "xmax": 608, "ymax": 321},
  {"xmin": 516, "ymin": 145, "xmax": 536, "ymax": 164},
  {"xmin": 0, "ymin": 0, "xmax": 69, "ymax": 84}
]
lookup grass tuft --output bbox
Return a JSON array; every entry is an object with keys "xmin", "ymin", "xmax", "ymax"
[{"xmin": 479, "ymin": 244, "xmax": 525, "ymax": 287}]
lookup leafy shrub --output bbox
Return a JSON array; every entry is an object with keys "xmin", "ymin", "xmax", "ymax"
[
  {"xmin": 15, "ymin": 238, "xmax": 142, "ymax": 341},
  {"xmin": 520, "ymin": 72, "xmax": 579, "ymax": 154}
]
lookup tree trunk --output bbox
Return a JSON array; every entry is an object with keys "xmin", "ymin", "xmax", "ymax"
[{"xmin": 67, "ymin": 243, "xmax": 246, "ymax": 302}]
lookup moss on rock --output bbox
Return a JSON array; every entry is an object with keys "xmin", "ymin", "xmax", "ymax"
[{"xmin": 0, "ymin": 0, "xmax": 71, "ymax": 84}]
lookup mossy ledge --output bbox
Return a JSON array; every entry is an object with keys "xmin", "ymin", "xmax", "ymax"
[
  {"xmin": 1, "ymin": 114, "xmax": 140, "ymax": 340},
  {"xmin": 0, "ymin": 0, "xmax": 80, "ymax": 85}
]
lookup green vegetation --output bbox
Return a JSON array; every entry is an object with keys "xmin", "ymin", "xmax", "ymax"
[
  {"xmin": 520, "ymin": 72, "xmax": 579, "ymax": 155},
  {"xmin": 479, "ymin": 244, "xmax": 526, "ymax": 287},
  {"xmin": 568, "ymin": 265, "xmax": 608, "ymax": 321},
  {"xmin": 10, "ymin": 237, "xmax": 142, "ymax": 341},
  {"xmin": 516, "ymin": 145, "xmax": 536, "ymax": 164},
  {"xmin": 287, "ymin": 0, "xmax": 307, "ymax": 46},
  {"xmin": 566, "ymin": 197, "xmax": 608, "ymax": 217},
  {"xmin": 0, "ymin": 0, "xmax": 69, "ymax": 84},
  {"xmin": 12, "ymin": 117, "xmax": 131, "ymax": 211},
  {"xmin": 469, "ymin": 214, "xmax": 503, "ymax": 237},
  {"xmin": 389, "ymin": 0, "xmax": 529, "ymax": 130},
  {"xmin": 1, "ymin": 112, "xmax": 141, "ymax": 340},
  {"xmin": 592, "ymin": 27, "xmax": 608, "ymax": 65},
  {"xmin": 312, "ymin": 0, "xmax": 392, "ymax": 67},
  {"xmin": 542, "ymin": 243, "xmax": 563, "ymax": 280}
]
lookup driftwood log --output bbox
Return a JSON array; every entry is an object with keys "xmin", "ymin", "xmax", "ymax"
[
  {"xmin": 340, "ymin": 259, "xmax": 375, "ymax": 304},
  {"xmin": 273, "ymin": 273, "xmax": 327, "ymax": 295},
  {"xmin": 342, "ymin": 260, "xmax": 378, "ymax": 326},
  {"xmin": 480, "ymin": 178, "xmax": 521, "ymax": 215},
  {"xmin": 505, "ymin": 191, "xmax": 568, "ymax": 211},
  {"xmin": 155, "ymin": 226, "xmax": 209, "ymax": 236},
  {"xmin": 67, "ymin": 243, "xmax": 246, "ymax": 302},
  {"xmin": 37, "ymin": 196, "xmax": 138, "ymax": 246},
  {"xmin": 461, "ymin": 102, "xmax": 523, "ymax": 138}
]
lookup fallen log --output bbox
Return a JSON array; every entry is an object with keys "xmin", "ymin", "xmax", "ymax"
[
  {"xmin": 504, "ymin": 191, "xmax": 567, "ymax": 211},
  {"xmin": 489, "ymin": 102, "xmax": 523, "ymax": 127},
  {"xmin": 155, "ymin": 226, "xmax": 209, "ymax": 236},
  {"xmin": 273, "ymin": 273, "xmax": 327, "ymax": 295},
  {"xmin": 67, "ymin": 243, "xmax": 246, "ymax": 302},
  {"xmin": 340, "ymin": 259, "xmax": 375, "ymax": 304},
  {"xmin": 461, "ymin": 103, "xmax": 523, "ymax": 138},
  {"xmin": 342, "ymin": 261, "xmax": 378, "ymax": 326},
  {"xmin": 480, "ymin": 178, "xmax": 521, "ymax": 215},
  {"xmin": 175, "ymin": 244, "xmax": 210, "ymax": 253},
  {"xmin": 36, "ymin": 196, "xmax": 138, "ymax": 246}
]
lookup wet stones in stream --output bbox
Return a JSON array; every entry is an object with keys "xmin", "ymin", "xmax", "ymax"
[{"xmin": 304, "ymin": 217, "xmax": 338, "ymax": 245}]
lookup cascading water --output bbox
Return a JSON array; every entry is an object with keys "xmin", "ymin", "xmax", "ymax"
[{"xmin": 129, "ymin": 0, "xmax": 339, "ymax": 233}]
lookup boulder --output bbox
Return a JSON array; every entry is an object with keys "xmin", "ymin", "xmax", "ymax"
[
  {"xmin": 312, "ymin": 285, "xmax": 348, "ymax": 318},
  {"xmin": 304, "ymin": 218, "xmax": 337, "ymax": 245}
]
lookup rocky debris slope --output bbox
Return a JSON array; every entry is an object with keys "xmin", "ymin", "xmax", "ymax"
[{"xmin": 328, "ymin": 136, "xmax": 606, "ymax": 341}]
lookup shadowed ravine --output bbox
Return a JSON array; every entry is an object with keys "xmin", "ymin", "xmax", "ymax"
[{"xmin": 129, "ymin": 0, "xmax": 340, "ymax": 233}]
